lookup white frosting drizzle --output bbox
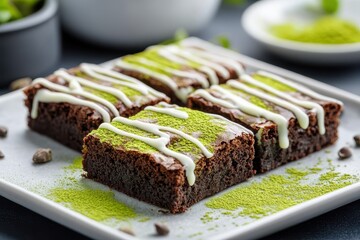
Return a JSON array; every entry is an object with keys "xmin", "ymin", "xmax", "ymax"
[
  {"xmin": 241, "ymin": 75, "xmax": 326, "ymax": 134},
  {"xmin": 32, "ymin": 89, "xmax": 111, "ymax": 122},
  {"xmin": 100, "ymin": 114, "xmax": 217, "ymax": 185},
  {"xmin": 183, "ymin": 48, "xmax": 245, "ymax": 77},
  {"xmin": 31, "ymin": 78, "xmax": 120, "ymax": 118},
  {"xmin": 80, "ymin": 63, "xmax": 166, "ymax": 99},
  {"xmin": 256, "ymin": 71, "xmax": 343, "ymax": 106},
  {"xmin": 115, "ymin": 60, "xmax": 194, "ymax": 102},
  {"xmin": 144, "ymin": 106, "xmax": 189, "ymax": 119},
  {"xmin": 227, "ymin": 79, "xmax": 309, "ymax": 129},
  {"xmin": 207, "ymin": 113, "xmax": 254, "ymax": 135},
  {"xmin": 165, "ymin": 46, "xmax": 230, "ymax": 81},
  {"xmin": 55, "ymin": 69, "xmax": 133, "ymax": 107},
  {"xmin": 157, "ymin": 47, "xmax": 219, "ymax": 86},
  {"xmin": 131, "ymin": 57, "xmax": 209, "ymax": 88},
  {"xmin": 180, "ymin": 37, "xmax": 243, "ymax": 61},
  {"xmin": 193, "ymin": 86, "xmax": 289, "ymax": 148}
]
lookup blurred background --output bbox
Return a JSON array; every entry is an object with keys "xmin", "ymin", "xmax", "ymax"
[{"xmin": 0, "ymin": 0, "xmax": 360, "ymax": 239}]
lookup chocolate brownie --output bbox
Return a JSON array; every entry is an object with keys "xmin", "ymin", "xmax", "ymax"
[
  {"xmin": 187, "ymin": 70, "xmax": 343, "ymax": 173},
  {"xmin": 113, "ymin": 39, "xmax": 245, "ymax": 105},
  {"xmin": 83, "ymin": 103, "xmax": 255, "ymax": 213},
  {"xmin": 24, "ymin": 63, "xmax": 170, "ymax": 151}
]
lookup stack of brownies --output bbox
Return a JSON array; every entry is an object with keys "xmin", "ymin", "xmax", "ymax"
[{"xmin": 24, "ymin": 37, "xmax": 343, "ymax": 213}]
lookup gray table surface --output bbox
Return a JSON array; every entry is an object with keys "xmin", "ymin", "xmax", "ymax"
[{"xmin": 1, "ymin": 4, "xmax": 360, "ymax": 240}]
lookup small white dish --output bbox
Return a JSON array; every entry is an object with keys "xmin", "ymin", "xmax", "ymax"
[{"xmin": 242, "ymin": 0, "xmax": 360, "ymax": 65}]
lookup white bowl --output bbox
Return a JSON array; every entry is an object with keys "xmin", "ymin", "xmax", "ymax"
[
  {"xmin": 59, "ymin": 0, "xmax": 221, "ymax": 48},
  {"xmin": 242, "ymin": 0, "xmax": 360, "ymax": 65}
]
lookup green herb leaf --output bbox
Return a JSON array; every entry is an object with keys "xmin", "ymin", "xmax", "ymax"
[
  {"xmin": 0, "ymin": 0, "xmax": 41, "ymax": 25},
  {"xmin": 321, "ymin": 0, "xmax": 339, "ymax": 14},
  {"xmin": 215, "ymin": 35, "xmax": 232, "ymax": 49},
  {"xmin": 159, "ymin": 29, "xmax": 189, "ymax": 45},
  {"xmin": 223, "ymin": 0, "xmax": 246, "ymax": 6}
]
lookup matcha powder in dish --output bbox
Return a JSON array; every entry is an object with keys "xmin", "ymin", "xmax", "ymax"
[{"xmin": 271, "ymin": 16, "xmax": 360, "ymax": 44}]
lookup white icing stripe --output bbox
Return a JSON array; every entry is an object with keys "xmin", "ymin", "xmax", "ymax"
[
  {"xmin": 207, "ymin": 113, "xmax": 254, "ymax": 135},
  {"xmin": 80, "ymin": 63, "xmax": 167, "ymax": 99},
  {"xmin": 32, "ymin": 78, "xmax": 120, "ymax": 118},
  {"xmin": 166, "ymin": 46, "xmax": 227, "ymax": 84},
  {"xmin": 180, "ymin": 37, "xmax": 243, "ymax": 62},
  {"xmin": 55, "ymin": 70, "xmax": 133, "ymax": 108},
  {"xmin": 145, "ymin": 106, "xmax": 189, "ymax": 119},
  {"xmin": 168, "ymin": 46, "xmax": 230, "ymax": 79},
  {"xmin": 241, "ymin": 75, "xmax": 326, "ymax": 134},
  {"xmin": 194, "ymin": 86, "xmax": 289, "ymax": 148},
  {"xmin": 32, "ymin": 89, "xmax": 111, "ymax": 122},
  {"xmin": 157, "ymin": 47, "xmax": 220, "ymax": 86},
  {"xmin": 256, "ymin": 71, "xmax": 343, "ymax": 106},
  {"xmin": 135, "ymin": 57, "xmax": 209, "ymax": 88},
  {"xmin": 227, "ymin": 79, "xmax": 309, "ymax": 129},
  {"xmin": 212, "ymin": 85, "xmax": 289, "ymax": 148},
  {"xmin": 185, "ymin": 48, "xmax": 245, "ymax": 77},
  {"xmin": 116, "ymin": 60, "xmax": 193, "ymax": 103}
]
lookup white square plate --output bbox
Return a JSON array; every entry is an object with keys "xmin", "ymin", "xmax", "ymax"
[{"xmin": 0, "ymin": 56, "xmax": 359, "ymax": 240}]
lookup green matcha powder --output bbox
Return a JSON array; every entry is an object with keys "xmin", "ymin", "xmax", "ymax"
[{"xmin": 271, "ymin": 17, "xmax": 360, "ymax": 44}]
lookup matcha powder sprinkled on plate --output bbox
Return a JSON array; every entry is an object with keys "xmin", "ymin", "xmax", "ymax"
[
  {"xmin": 48, "ymin": 188, "xmax": 137, "ymax": 221},
  {"xmin": 204, "ymin": 162, "xmax": 358, "ymax": 220},
  {"xmin": 271, "ymin": 17, "xmax": 360, "ymax": 44},
  {"xmin": 47, "ymin": 156, "xmax": 137, "ymax": 222}
]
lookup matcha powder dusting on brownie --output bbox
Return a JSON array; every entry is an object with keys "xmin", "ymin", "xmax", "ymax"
[
  {"xmin": 92, "ymin": 107, "xmax": 227, "ymax": 156},
  {"xmin": 204, "ymin": 161, "xmax": 359, "ymax": 220}
]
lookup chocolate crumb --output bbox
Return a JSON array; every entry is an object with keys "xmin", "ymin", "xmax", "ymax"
[
  {"xmin": 158, "ymin": 209, "xmax": 170, "ymax": 214},
  {"xmin": 0, "ymin": 150, "xmax": 4, "ymax": 159},
  {"xmin": 154, "ymin": 222, "xmax": 169, "ymax": 236},
  {"xmin": 10, "ymin": 77, "xmax": 32, "ymax": 91},
  {"xmin": 119, "ymin": 227, "xmax": 135, "ymax": 236},
  {"xmin": 338, "ymin": 147, "xmax": 352, "ymax": 160},
  {"xmin": 0, "ymin": 126, "xmax": 8, "ymax": 138},
  {"xmin": 32, "ymin": 148, "xmax": 52, "ymax": 163},
  {"xmin": 354, "ymin": 135, "xmax": 360, "ymax": 147}
]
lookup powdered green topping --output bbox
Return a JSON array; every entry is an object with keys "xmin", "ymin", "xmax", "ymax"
[
  {"xmin": 204, "ymin": 160, "xmax": 358, "ymax": 220},
  {"xmin": 123, "ymin": 55, "xmax": 172, "ymax": 76},
  {"xmin": 83, "ymin": 86, "xmax": 118, "ymax": 104},
  {"xmin": 65, "ymin": 156, "xmax": 83, "ymax": 172},
  {"xmin": 135, "ymin": 50, "xmax": 182, "ymax": 69},
  {"xmin": 48, "ymin": 188, "xmax": 137, "ymax": 221},
  {"xmin": 271, "ymin": 16, "xmax": 360, "ymax": 44},
  {"xmin": 252, "ymin": 74, "xmax": 297, "ymax": 92},
  {"xmin": 74, "ymin": 70, "xmax": 143, "ymax": 99},
  {"xmin": 46, "ymin": 156, "xmax": 138, "ymax": 222},
  {"xmin": 91, "ymin": 107, "xmax": 228, "ymax": 158}
]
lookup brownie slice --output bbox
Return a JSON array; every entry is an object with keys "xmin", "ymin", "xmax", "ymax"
[
  {"xmin": 113, "ymin": 40, "xmax": 245, "ymax": 105},
  {"xmin": 187, "ymin": 71, "xmax": 343, "ymax": 173},
  {"xmin": 24, "ymin": 63, "xmax": 170, "ymax": 151},
  {"xmin": 83, "ymin": 104, "xmax": 255, "ymax": 213}
]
